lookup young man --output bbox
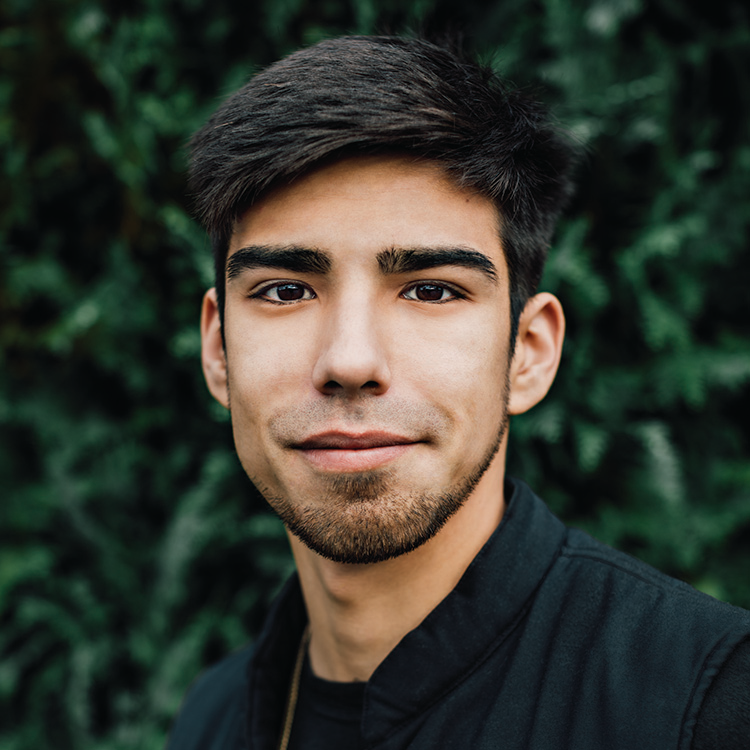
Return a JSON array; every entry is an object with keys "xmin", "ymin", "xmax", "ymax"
[{"xmin": 169, "ymin": 36, "xmax": 750, "ymax": 750}]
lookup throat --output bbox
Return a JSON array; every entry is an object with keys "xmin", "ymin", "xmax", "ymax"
[{"xmin": 306, "ymin": 585, "xmax": 403, "ymax": 682}]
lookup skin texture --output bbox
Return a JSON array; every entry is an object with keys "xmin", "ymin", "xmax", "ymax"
[{"xmin": 201, "ymin": 155, "xmax": 565, "ymax": 681}]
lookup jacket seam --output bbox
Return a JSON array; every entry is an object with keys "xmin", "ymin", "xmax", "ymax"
[
  {"xmin": 677, "ymin": 634, "xmax": 729, "ymax": 750},
  {"xmin": 560, "ymin": 548, "xmax": 692, "ymax": 592}
]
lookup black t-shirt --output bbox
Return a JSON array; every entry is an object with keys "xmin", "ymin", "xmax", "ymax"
[{"xmin": 287, "ymin": 656, "xmax": 365, "ymax": 750}]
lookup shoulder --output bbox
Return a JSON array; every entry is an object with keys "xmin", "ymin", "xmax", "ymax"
[
  {"xmin": 551, "ymin": 527, "xmax": 750, "ymax": 654},
  {"xmin": 166, "ymin": 644, "xmax": 254, "ymax": 750},
  {"xmin": 547, "ymin": 527, "xmax": 750, "ymax": 742},
  {"xmin": 560, "ymin": 526, "xmax": 750, "ymax": 628}
]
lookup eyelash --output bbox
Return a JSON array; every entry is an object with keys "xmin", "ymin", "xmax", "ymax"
[
  {"xmin": 249, "ymin": 281, "xmax": 466, "ymax": 305},
  {"xmin": 401, "ymin": 282, "xmax": 466, "ymax": 303},
  {"xmin": 249, "ymin": 282, "xmax": 316, "ymax": 305}
]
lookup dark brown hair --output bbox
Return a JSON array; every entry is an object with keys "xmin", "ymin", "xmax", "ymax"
[{"xmin": 189, "ymin": 35, "xmax": 578, "ymax": 340}]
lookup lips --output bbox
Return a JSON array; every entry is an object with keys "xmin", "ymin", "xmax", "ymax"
[
  {"xmin": 295, "ymin": 431, "xmax": 416, "ymax": 450},
  {"xmin": 292, "ymin": 431, "xmax": 420, "ymax": 472}
]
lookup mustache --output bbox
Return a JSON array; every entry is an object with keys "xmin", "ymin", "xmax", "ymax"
[{"xmin": 268, "ymin": 397, "xmax": 453, "ymax": 447}]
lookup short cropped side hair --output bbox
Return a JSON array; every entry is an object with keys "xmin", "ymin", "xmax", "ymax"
[{"xmin": 189, "ymin": 35, "xmax": 577, "ymax": 339}]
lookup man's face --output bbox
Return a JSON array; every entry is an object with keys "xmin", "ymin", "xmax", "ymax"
[{"xmin": 214, "ymin": 156, "xmax": 514, "ymax": 564}]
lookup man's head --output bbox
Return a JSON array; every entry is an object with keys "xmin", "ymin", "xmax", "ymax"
[
  {"xmin": 189, "ymin": 35, "xmax": 577, "ymax": 344},
  {"xmin": 193, "ymin": 36, "xmax": 573, "ymax": 564}
]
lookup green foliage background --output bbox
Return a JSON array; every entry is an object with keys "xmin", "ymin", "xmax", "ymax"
[{"xmin": 1, "ymin": 0, "xmax": 748, "ymax": 747}]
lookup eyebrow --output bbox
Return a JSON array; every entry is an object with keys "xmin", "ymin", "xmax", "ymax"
[
  {"xmin": 226, "ymin": 245, "xmax": 332, "ymax": 280},
  {"xmin": 377, "ymin": 246, "xmax": 499, "ymax": 283},
  {"xmin": 225, "ymin": 244, "xmax": 498, "ymax": 283}
]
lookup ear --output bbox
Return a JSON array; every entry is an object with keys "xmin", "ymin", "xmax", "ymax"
[
  {"xmin": 200, "ymin": 288, "xmax": 230, "ymax": 409},
  {"xmin": 508, "ymin": 292, "xmax": 565, "ymax": 416}
]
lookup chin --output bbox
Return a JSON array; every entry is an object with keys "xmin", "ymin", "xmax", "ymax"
[{"xmin": 256, "ymin": 424, "xmax": 505, "ymax": 564}]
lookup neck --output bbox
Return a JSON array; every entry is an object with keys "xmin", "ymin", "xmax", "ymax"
[{"xmin": 288, "ymin": 450, "xmax": 507, "ymax": 683}]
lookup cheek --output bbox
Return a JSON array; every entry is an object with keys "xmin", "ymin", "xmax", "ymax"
[
  {"xmin": 223, "ymin": 320, "xmax": 315, "ymax": 433},
  {"xmin": 225, "ymin": 342, "xmax": 312, "ymax": 489},
  {"xmin": 401, "ymin": 315, "xmax": 510, "ymax": 417},
  {"xmin": 231, "ymin": 348, "xmax": 309, "ymax": 397}
]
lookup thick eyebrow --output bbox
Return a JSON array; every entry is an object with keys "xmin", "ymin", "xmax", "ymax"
[
  {"xmin": 376, "ymin": 247, "xmax": 499, "ymax": 283},
  {"xmin": 226, "ymin": 245, "xmax": 332, "ymax": 280}
]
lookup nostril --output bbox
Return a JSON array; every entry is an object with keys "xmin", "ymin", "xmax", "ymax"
[{"xmin": 321, "ymin": 378, "xmax": 382, "ymax": 394}]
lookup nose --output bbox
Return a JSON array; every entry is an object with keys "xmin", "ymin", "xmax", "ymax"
[{"xmin": 312, "ymin": 299, "xmax": 391, "ymax": 397}]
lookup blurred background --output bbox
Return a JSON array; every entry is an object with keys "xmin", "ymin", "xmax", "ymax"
[{"xmin": 1, "ymin": 0, "xmax": 749, "ymax": 747}]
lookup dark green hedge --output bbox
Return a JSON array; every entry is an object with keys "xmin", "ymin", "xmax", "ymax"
[{"xmin": 1, "ymin": 0, "xmax": 749, "ymax": 747}]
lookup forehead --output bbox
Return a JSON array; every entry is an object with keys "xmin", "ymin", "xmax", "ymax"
[{"xmin": 228, "ymin": 156, "xmax": 506, "ymax": 274}]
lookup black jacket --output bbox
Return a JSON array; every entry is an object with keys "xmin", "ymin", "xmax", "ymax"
[{"xmin": 167, "ymin": 478, "xmax": 750, "ymax": 749}]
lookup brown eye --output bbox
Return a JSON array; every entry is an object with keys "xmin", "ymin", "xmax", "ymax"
[
  {"xmin": 403, "ymin": 283, "xmax": 461, "ymax": 302},
  {"xmin": 416, "ymin": 284, "xmax": 445, "ymax": 301},
  {"xmin": 253, "ymin": 282, "xmax": 315, "ymax": 303},
  {"xmin": 276, "ymin": 284, "xmax": 306, "ymax": 301}
]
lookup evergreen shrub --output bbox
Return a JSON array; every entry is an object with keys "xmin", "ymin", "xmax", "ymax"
[{"xmin": 1, "ymin": 0, "xmax": 748, "ymax": 746}]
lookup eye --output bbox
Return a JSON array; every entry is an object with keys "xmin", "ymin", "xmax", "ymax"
[
  {"xmin": 401, "ymin": 283, "xmax": 464, "ymax": 303},
  {"xmin": 251, "ymin": 282, "xmax": 316, "ymax": 304}
]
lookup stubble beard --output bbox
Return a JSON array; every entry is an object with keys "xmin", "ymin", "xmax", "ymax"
[{"xmin": 253, "ymin": 410, "xmax": 509, "ymax": 565}]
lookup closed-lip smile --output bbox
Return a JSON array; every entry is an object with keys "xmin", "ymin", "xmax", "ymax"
[
  {"xmin": 293, "ymin": 431, "xmax": 420, "ymax": 472},
  {"xmin": 295, "ymin": 431, "xmax": 417, "ymax": 450}
]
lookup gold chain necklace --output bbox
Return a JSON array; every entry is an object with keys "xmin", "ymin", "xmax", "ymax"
[{"xmin": 277, "ymin": 626, "xmax": 311, "ymax": 750}]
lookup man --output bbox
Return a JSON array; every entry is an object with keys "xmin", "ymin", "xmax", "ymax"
[{"xmin": 169, "ymin": 36, "xmax": 750, "ymax": 749}]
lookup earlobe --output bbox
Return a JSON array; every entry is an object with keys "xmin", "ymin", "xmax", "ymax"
[
  {"xmin": 508, "ymin": 292, "xmax": 565, "ymax": 416},
  {"xmin": 200, "ymin": 288, "xmax": 230, "ymax": 409}
]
